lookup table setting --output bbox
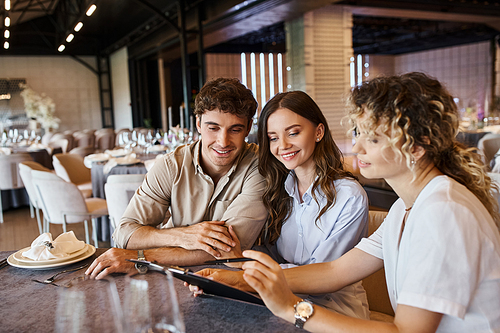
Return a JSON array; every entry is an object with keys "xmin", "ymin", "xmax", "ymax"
[
  {"xmin": 0, "ymin": 244, "xmax": 302, "ymax": 332},
  {"xmin": 6, "ymin": 231, "xmax": 96, "ymax": 270}
]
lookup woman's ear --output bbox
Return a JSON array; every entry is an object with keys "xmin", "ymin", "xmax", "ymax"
[
  {"xmin": 316, "ymin": 123, "xmax": 325, "ymax": 142},
  {"xmin": 412, "ymin": 144, "xmax": 426, "ymax": 161},
  {"xmin": 412, "ymin": 136, "xmax": 430, "ymax": 161}
]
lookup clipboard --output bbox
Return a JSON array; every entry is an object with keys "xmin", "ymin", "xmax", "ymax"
[{"xmin": 127, "ymin": 259, "xmax": 264, "ymax": 306}]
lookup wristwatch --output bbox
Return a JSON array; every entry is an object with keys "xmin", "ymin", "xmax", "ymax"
[
  {"xmin": 134, "ymin": 250, "xmax": 148, "ymax": 274},
  {"xmin": 294, "ymin": 299, "xmax": 314, "ymax": 329}
]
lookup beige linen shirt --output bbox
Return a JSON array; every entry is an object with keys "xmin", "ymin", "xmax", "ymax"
[{"xmin": 113, "ymin": 141, "xmax": 268, "ymax": 250}]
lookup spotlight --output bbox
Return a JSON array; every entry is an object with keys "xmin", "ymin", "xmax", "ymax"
[
  {"xmin": 4, "ymin": 41, "xmax": 9, "ymax": 49},
  {"xmin": 86, "ymin": 4, "xmax": 97, "ymax": 16},
  {"xmin": 5, "ymin": 17, "xmax": 10, "ymax": 27},
  {"xmin": 74, "ymin": 22, "xmax": 83, "ymax": 32},
  {"xmin": 4, "ymin": 30, "xmax": 9, "ymax": 38},
  {"xmin": 58, "ymin": 44, "xmax": 65, "ymax": 52},
  {"xmin": 66, "ymin": 34, "xmax": 74, "ymax": 42}
]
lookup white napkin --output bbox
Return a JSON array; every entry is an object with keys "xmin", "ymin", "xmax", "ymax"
[
  {"xmin": 22, "ymin": 231, "xmax": 86, "ymax": 261},
  {"xmin": 105, "ymin": 148, "xmax": 132, "ymax": 157},
  {"xmin": 0, "ymin": 147, "xmax": 11, "ymax": 155},
  {"xmin": 103, "ymin": 153, "xmax": 138, "ymax": 175}
]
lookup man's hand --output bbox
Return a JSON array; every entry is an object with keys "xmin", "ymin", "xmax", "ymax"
[
  {"xmin": 85, "ymin": 248, "xmax": 137, "ymax": 280},
  {"xmin": 175, "ymin": 220, "xmax": 236, "ymax": 257},
  {"xmin": 217, "ymin": 225, "xmax": 244, "ymax": 268}
]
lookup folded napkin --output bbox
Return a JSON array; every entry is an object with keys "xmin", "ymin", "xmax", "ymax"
[
  {"xmin": 22, "ymin": 231, "xmax": 86, "ymax": 261},
  {"xmin": 0, "ymin": 147, "xmax": 11, "ymax": 155},
  {"xmin": 105, "ymin": 148, "xmax": 132, "ymax": 157},
  {"xmin": 103, "ymin": 153, "xmax": 138, "ymax": 175}
]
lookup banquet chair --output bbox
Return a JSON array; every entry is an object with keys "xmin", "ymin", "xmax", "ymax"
[
  {"xmin": 73, "ymin": 131, "xmax": 95, "ymax": 149},
  {"xmin": 362, "ymin": 210, "xmax": 394, "ymax": 322},
  {"xmin": 478, "ymin": 136, "xmax": 500, "ymax": 169},
  {"xmin": 47, "ymin": 138, "xmax": 69, "ymax": 154},
  {"xmin": 104, "ymin": 174, "xmax": 145, "ymax": 246},
  {"xmin": 19, "ymin": 161, "xmax": 51, "ymax": 234},
  {"xmin": 69, "ymin": 146, "xmax": 95, "ymax": 158},
  {"xmin": 95, "ymin": 131, "xmax": 115, "ymax": 151},
  {"xmin": 50, "ymin": 133, "xmax": 75, "ymax": 152},
  {"xmin": 31, "ymin": 170, "xmax": 108, "ymax": 247},
  {"xmin": 52, "ymin": 153, "xmax": 93, "ymax": 198},
  {"xmin": 0, "ymin": 153, "xmax": 34, "ymax": 223}
]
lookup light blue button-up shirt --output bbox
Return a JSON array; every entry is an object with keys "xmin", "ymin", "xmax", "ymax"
[
  {"xmin": 276, "ymin": 172, "xmax": 371, "ymax": 319},
  {"xmin": 277, "ymin": 173, "xmax": 369, "ymax": 265}
]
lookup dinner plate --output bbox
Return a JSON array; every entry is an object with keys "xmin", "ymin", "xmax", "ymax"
[
  {"xmin": 13, "ymin": 245, "xmax": 88, "ymax": 264},
  {"xmin": 86, "ymin": 153, "xmax": 110, "ymax": 162},
  {"xmin": 7, "ymin": 244, "xmax": 96, "ymax": 270},
  {"xmin": 115, "ymin": 157, "xmax": 141, "ymax": 165}
]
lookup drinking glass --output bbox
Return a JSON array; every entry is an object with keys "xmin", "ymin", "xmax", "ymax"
[
  {"xmin": 123, "ymin": 271, "xmax": 185, "ymax": 333},
  {"xmin": 55, "ymin": 278, "xmax": 125, "ymax": 333}
]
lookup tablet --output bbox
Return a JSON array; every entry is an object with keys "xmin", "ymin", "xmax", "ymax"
[
  {"xmin": 127, "ymin": 259, "xmax": 264, "ymax": 306},
  {"xmin": 169, "ymin": 269, "xmax": 264, "ymax": 306}
]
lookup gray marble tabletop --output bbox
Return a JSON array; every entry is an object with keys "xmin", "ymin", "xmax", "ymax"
[{"xmin": 0, "ymin": 248, "xmax": 301, "ymax": 332}]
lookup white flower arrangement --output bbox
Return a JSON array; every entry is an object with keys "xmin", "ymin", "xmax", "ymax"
[{"xmin": 19, "ymin": 83, "xmax": 60, "ymax": 131}]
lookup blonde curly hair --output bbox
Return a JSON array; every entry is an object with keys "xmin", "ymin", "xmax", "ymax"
[{"xmin": 346, "ymin": 72, "xmax": 500, "ymax": 227}]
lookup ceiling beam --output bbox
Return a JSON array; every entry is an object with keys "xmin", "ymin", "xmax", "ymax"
[{"xmin": 347, "ymin": 5, "xmax": 500, "ymax": 31}]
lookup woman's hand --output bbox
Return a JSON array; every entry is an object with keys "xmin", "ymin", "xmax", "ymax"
[{"xmin": 241, "ymin": 250, "xmax": 300, "ymax": 320}]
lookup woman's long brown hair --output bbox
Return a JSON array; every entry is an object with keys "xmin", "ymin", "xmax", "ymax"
[{"xmin": 258, "ymin": 91, "xmax": 356, "ymax": 244}]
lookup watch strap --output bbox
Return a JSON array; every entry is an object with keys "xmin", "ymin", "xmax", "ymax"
[
  {"xmin": 294, "ymin": 316, "xmax": 306, "ymax": 329},
  {"xmin": 137, "ymin": 250, "xmax": 145, "ymax": 261},
  {"xmin": 135, "ymin": 250, "xmax": 148, "ymax": 274}
]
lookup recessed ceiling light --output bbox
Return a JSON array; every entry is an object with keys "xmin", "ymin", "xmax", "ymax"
[
  {"xmin": 58, "ymin": 44, "xmax": 65, "ymax": 52},
  {"xmin": 66, "ymin": 34, "xmax": 74, "ymax": 42},
  {"xmin": 74, "ymin": 22, "xmax": 83, "ymax": 32},
  {"xmin": 86, "ymin": 4, "xmax": 97, "ymax": 16}
]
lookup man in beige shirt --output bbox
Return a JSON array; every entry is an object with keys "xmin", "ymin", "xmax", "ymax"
[{"xmin": 86, "ymin": 78, "xmax": 267, "ymax": 279}]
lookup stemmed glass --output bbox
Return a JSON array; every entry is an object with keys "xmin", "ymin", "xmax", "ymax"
[
  {"xmin": 123, "ymin": 272, "xmax": 185, "ymax": 333},
  {"xmin": 55, "ymin": 278, "xmax": 125, "ymax": 333}
]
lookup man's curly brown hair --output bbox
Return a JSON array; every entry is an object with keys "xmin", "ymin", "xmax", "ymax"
[{"xmin": 194, "ymin": 78, "xmax": 257, "ymax": 126}]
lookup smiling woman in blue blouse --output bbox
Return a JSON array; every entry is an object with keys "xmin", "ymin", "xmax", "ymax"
[
  {"xmin": 252, "ymin": 91, "xmax": 370, "ymax": 318},
  {"xmin": 190, "ymin": 91, "xmax": 370, "ymax": 318}
]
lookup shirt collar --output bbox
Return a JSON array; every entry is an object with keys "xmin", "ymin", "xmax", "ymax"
[{"xmin": 284, "ymin": 171, "xmax": 317, "ymax": 205}]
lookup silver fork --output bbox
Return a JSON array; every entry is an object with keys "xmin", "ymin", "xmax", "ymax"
[{"xmin": 32, "ymin": 263, "xmax": 89, "ymax": 285}]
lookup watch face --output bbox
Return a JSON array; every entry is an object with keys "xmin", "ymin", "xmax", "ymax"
[{"xmin": 296, "ymin": 301, "xmax": 313, "ymax": 317}]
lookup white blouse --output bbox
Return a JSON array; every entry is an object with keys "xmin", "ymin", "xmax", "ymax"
[{"xmin": 357, "ymin": 176, "xmax": 500, "ymax": 332}]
